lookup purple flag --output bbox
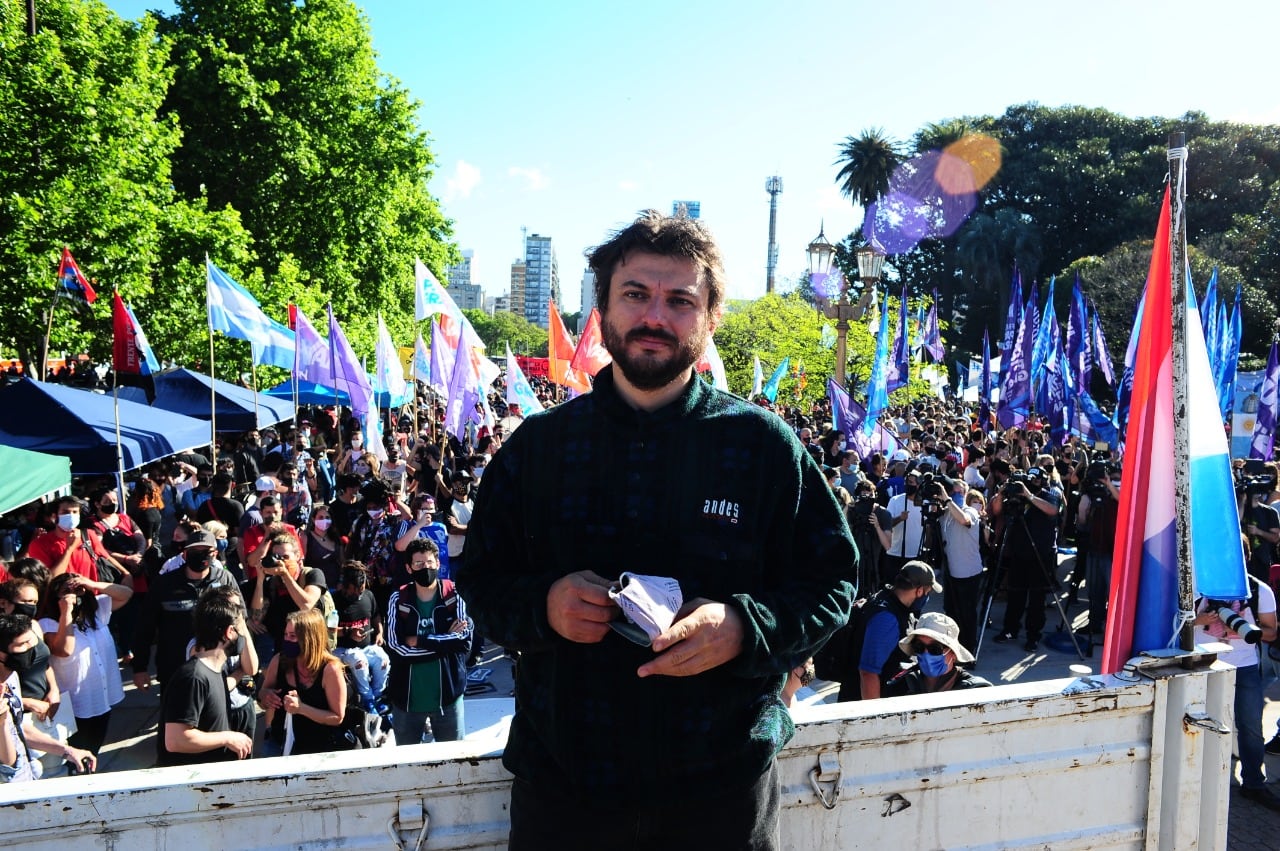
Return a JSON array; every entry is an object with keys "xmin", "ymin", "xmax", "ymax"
[
  {"xmin": 292, "ymin": 306, "xmax": 330, "ymax": 386},
  {"xmin": 1250, "ymin": 341, "xmax": 1280, "ymax": 460},
  {"xmin": 997, "ymin": 288, "xmax": 1031, "ymax": 428},
  {"xmin": 886, "ymin": 283, "xmax": 909, "ymax": 393},
  {"xmin": 922, "ymin": 294, "xmax": 944, "ymax": 362},
  {"xmin": 979, "ymin": 329, "xmax": 992, "ymax": 429},
  {"xmin": 1000, "ymin": 269, "xmax": 1023, "ymax": 386},
  {"xmin": 1091, "ymin": 304, "xmax": 1115, "ymax": 386},
  {"xmin": 327, "ymin": 305, "xmax": 374, "ymax": 417},
  {"xmin": 812, "ymin": 267, "xmax": 844, "ymax": 301},
  {"xmin": 828, "ymin": 377, "xmax": 858, "ymax": 436},
  {"xmin": 1066, "ymin": 275, "xmax": 1089, "ymax": 392},
  {"xmin": 427, "ymin": 318, "xmax": 453, "ymax": 398}
]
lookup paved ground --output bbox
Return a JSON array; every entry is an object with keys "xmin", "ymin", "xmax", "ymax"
[{"xmin": 79, "ymin": 553, "xmax": 1280, "ymax": 844}]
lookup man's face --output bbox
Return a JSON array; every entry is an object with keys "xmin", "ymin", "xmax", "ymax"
[
  {"xmin": 798, "ymin": 428, "xmax": 812, "ymax": 445},
  {"xmin": 601, "ymin": 251, "xmax": 716, "ymax": 391},
  {"xmin": 260, "ymin": 506, "xmax": 278, "ymax": 525},
  {"xmin": 0, "ymin": 584, "xmax": 38, "ymax": 616}
]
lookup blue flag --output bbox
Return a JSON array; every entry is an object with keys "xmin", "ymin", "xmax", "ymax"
[
  {"xmin": 865, "ymin": 288, "xmax": 892, "ymax": 435},
  {"xmin": 206, "ymin": 259, "xmax": 295, "ymax": 369},
  {"xmin": 978, "ymin": 330, "xmax": 991, "ymax": 429},
  {"xmin": 761, "ymin": 357, "xmax": 789, "ymax": 403},
  {"xmin": 997, "ymin": 286, "xmax": 1031, "ymax": 428}
]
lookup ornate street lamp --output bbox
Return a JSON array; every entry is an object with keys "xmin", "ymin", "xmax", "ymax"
[{"xmin": 811, "ymin": 226, "xmax": 884, "ymax": 389}]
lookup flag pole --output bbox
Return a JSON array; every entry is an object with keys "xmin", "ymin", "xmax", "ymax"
[
  {"xmin": 1167, "ymin": 132, "xmax": 1195, "ymax": 652},
  {"xmin": 205, "ymin": 255, "xmax": 218, "ymax": 466},
  {"xmin": 328, "ymin": 304, "xmax": 342, "ymax": 437},
  {"xmin": 40, "ymin": 286, "xmax": 61, "ymax": 382},
  {"xmin": 111, "ymin": 288, "xmax": 128, "ymax": 509},
  {"xmin": 250, "ymin": 344, "xmax": 261, "ymax": 429}
]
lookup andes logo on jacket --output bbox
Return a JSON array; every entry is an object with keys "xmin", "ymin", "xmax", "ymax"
[{"xmin": 702, "ymin": 498, "xmax": 740, "ymax": 524}]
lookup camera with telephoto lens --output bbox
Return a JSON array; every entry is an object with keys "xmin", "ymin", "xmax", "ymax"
[
  {"xmin": 1234, "ymin": 460, "xmax": 1277, "ymax": 498},
  {"xmin": 1084, "ymin": 460, "xmax": 1118, "ymax": 501},
  {"xmin": 917, "ymin": 474, "xmax": 948, "ymax": 520},
  {"xmin": 849, "ymin": 494, "xmax": 878, "ymax": 534},
  {"xmin": 1208, "ymin": 601, "xmax": 1263, "ymax": 645}
]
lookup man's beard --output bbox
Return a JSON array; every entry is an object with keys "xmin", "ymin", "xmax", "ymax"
[{"xmin": 601, "ymin": 313, "xmax": 708, "ymax": 391}]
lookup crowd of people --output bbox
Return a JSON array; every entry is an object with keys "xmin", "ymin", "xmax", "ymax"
[
  {"xmin": 1, "ymin": 209, "xmax": 1277, "ymax": 830},
  {"xmin": 0, "ymin": 398, "xmax": 517, "ymax": 780}
]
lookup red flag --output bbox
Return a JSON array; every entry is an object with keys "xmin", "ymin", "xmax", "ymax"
[
  {"xmin": 548, "ymin": 300, "xmax": 590, "ymax": 391},
  {"xmin": 1101, "ymin": 186, "xmax": 1176, "ymax": 674},
  {"xmin": 111, "ymin": 291, "xmax": 158, "ymax": 402},
  {"xmin": 569, "ymin": 308, "xmax": 611, "ymax": 377},
  {"xmin": 57, "ymin": 248, "xmax": 97, "ymax": 303}
]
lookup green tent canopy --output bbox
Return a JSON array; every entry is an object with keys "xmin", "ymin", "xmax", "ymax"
[{"xmin": 0, "ymin": 445, "xmax": 71, "ymax": 516}]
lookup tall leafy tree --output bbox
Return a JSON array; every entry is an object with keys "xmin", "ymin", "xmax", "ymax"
[
  {"xmin": 156, "ymin": 0, "xmax": 457, "ymax": 351},
  {"xmin": 834, "ymin": 128, "xmax": 901, "ymax": 209},
  {"xmin": 0, "ymin": 0, "xmax": 252, "ymax": 375}
]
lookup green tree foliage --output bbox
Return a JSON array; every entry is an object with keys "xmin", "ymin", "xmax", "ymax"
[
  {"xmin": 713, "ymin": 293, "xmax": 931, "ymax": 407},
  {"xmin": 462, "ymin": 309, "xmax": 548, "ymax": 358},
  {"xmin": 155, "ymin": 0, "xmax": 457, "ymax": 353},
  {"xmin": 0, "ymin": 0, "xmax": 253, "ymax": 375}
]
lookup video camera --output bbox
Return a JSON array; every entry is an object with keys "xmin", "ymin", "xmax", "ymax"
[
  {"xmin": 1235, "ymin": 460, "xmax": 1277, "ymax": 498},
  {"xmin": 916, "ymin": 473, "xmax": 949, "ymax": 521}
]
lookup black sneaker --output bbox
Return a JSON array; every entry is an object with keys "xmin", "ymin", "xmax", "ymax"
[
  {"xmin": 992, "ymin": 632, "xmax": 1016, "ymax": 644},
  {"xmin": 1239, "ymin": 786, "xmax": 1280, "ymax": 813},
  {"xmin": 1024, "ymin": 639, "xmax": 1038, "ymax": 652},
  {"xmin": 1266, "ymin": 735, "xmax": 1280, "ymax": 756}
]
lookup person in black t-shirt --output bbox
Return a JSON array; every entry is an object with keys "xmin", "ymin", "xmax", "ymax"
[
  {"xmin": 250, "ymin": 533, "xmax": 325, "ymax": 667},
  {"xmin": 157, "ymin": 587, "xmax": 253, "ymax": 766},
  {"xmin": 327, "ymin": 474, "xmax": 363, "ymax": 540},
  {"xmin": 331, "ymin": 563, "xmax": 389, "ymax": 711}
]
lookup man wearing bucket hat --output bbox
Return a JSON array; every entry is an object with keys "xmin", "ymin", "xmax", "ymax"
[{"xmin": 883, "ymin": 612, "xmax": 992, "ymax": 697}]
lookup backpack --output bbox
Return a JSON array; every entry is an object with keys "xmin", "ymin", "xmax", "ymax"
[
  {"xmin": 813, "ymin": 596, "xmax": 871, "ymax": 682},
  {"xmin": 315, "ymin": 588, "xmax": 339, "ymax": 652}
]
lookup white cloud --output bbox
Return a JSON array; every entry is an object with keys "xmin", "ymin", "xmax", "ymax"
[
  {"xmin": 508, "ymin": 166, "xmax": 550, "ymax": 191},
  {"xmin": 618, "ymin": 179, "xmax": 639, "ymax": 191},
  {"xmin": 443, "ymin": 159, "xmax": 482, "ymax": 203}
]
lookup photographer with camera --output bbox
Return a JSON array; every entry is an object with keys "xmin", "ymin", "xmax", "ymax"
[
  {"xmin": 991, "ymin": 465, "xmax": 1063, "ymax": 652},
  {"xmin": 1241, "ymin": 482, "xmax": 1280, "ymax": 583},
  {"xmin": 1194, "ymin": 573, "xmax": 1279, "ymax": 811},
  {"xmin": 249, "ymin": 534, "xmax": 325, "ymax": 667},
  {"xmin": 847, "ymin": 481, "xmax": 892, "ymax": 596},
  {"xmin": 1076, "ymin": 458, "xmax": 1120, "ymax": 638},
  {"xmin": 939, "ymin": 480, "xmax": 985, "ymax": 657},
  {"xmin": 883, "ymin": 469, "xmax": 927, "ymax": 586}
]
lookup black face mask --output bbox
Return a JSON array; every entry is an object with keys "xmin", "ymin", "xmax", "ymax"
[
  {"xmin": 4, "ymin": 647, "xmax": 36, "ymax": 673},
  {"xmin": 412, "ymin": 567, "xmax": 440, "ymax": 588},
  {"xmin": 99, "ymin": 503, "xmax": 118, "ymax": 515},
  {"xmin": 904, "ymin": 482, "xmax": 918, "ymax": 496},
  {"xmin": 166, "ymin": 540, "xmax": 183, "ymax": 557},
  {"xmin": 11, "ymin": 602, "xmax": 37, "ymax": 619}
]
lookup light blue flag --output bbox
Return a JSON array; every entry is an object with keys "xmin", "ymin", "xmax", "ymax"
[
  {"xmin": 206, "ymin": 259, "xmax": 295, "ymax": 369},
  {"xmin": 413, "ymin": 333, "xmax": 431, "ymax": 383},
  {"xmin": 1186, "ymin": 276, "xmax": 1249, "ymax": 600},
  {"xmin": 761, "ymin": 357, "xmax": 789, "ymax": 403},
  {"xmin": 415, "ymin": 257, "xmax": 463, "ymax": 323},
  {"xmin": 864, "ymin": 288, "xmax": 891, "ymax": 436},
  {"xmin": 750, "ymin": 355, "xmax": 764, "ymax": 399},
  {"xmin": 1218, "ymin": 283, "xmax": 1242, "ymax": 421},
  {"xmin": 505, "ymin": 342, "xmax": 543, "ymax": 416},
  {"xmin": 373, "ymin": 314, "xmax": 408, "ymax": 402}
]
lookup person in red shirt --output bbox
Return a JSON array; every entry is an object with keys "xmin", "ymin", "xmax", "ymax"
[
  {"xmin": 26, "ymin": 497, "xmax": 125, "ymax": 583},
  {"xmin": 243, "ymin": 496, "xmax": 304, "ymax": 583}
]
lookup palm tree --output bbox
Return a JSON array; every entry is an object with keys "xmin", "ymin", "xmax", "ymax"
[{"xmin": 834, "ymin": 128, "xmax": 902, "ymax": 208}]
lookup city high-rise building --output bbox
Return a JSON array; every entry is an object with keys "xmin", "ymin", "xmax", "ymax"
[
  {"xmin": 509, "ymin": 260, "xmax": 527, "ymax": 319},
  {"xmin": 580, "ymin": 268, "xmax": 597, "ymax": 333},
  {"xmin": 447, "ymin": 250, "xmax": 473, "ymax": 288},
  {"xmin": 522, "ymin": 234, "xmax": 560, "ymax": 328},
  {"xmin": 672, "ymin": 201, "xmax": 701, "ymax": 219},
  {"xmin": 445, "ymin": 249, "xmax": 483, "ymax": 310}
]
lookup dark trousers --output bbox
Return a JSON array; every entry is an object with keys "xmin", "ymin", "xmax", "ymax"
[
  {"xmin": 944, "ymin": 573, "xmax": 982, "ymax": 655},
  {"xmin": 509, "ymin": 760, "xmax": 780, "ymax": 851},
  {"xmin": 1002, "ymin": 585, "xmax": 1047, "ymax": 642},
  {"xmin": 69, "ymin": 711, "xmax": 112, "ymax": 754}
]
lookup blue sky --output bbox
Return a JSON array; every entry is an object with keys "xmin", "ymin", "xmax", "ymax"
[{"xmin": 108, "ymin": 0, "xmax": 1280, "ymax": 311}]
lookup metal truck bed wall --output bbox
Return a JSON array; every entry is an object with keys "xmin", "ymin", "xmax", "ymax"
[{"xmin": 1, "ymin": 664, "xmax": 1233, "ymax": 850}]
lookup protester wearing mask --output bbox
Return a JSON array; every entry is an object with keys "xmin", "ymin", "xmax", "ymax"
[
  {"xmin": 832, "ymin": 562, "xmax": 940, "ymax": 701},
  {"xmin": 304, "ymin": 506, "xmax": 345, "ymax": 589},
  {"xmin": 179, "ymin": 465, "xmax": 215, "ymax": 518},
  {"xmin": 277, "ymin": 462, "xmax": 313, "ymax": 528},
  {"xmin": 394, "ymin": 495, "xmax": 451, "ymax": 579},
  {"xmin": 349, "ymin": 481, "xmax": 413, "ymax": 601},
  {"xmin": 0, "ymin": 614, "xmax": 97, "ymax": 782},
  {"xmin": 882, "ymin": 469, "xmax": 926, "ymax": 586},
  {"xmin": 39, "ymin": 573, "xmax": 133, "ymax": 755},
  {"xmin": 331, "ymin": 563, "xmax": 389, "ymax": 713},
  {"xmin": 258, "ymin": 608, "xmax": 348, "ymax": 757},
  {"xmin": 882, "ymin": 612, "xmax": 992, "ymax": 696},
  {"xmin": 27, "ymin": 496, "xmax": 119, "ymax": 583},
  {"xmin": 2, "ymin": 578, "xmax": 73, "ymax": 776},
  {"xmin": 133, "ymin": 530, "xmax": 239, "ymax": 693},
  {"xmin": 443, "ymin": 469, "xmax": 474, "ymax": 565},
  {"xmin": 385, "ymin": 538, "xmax": 470, "ymax": 745},
  {"xmin": 156, "ymin": 588, "xmax": 254, "ymax": 766},
  {"xmin": 0, "ymin": 579, "xmax": 40, "ymax": 620},
  {"xmin": 244, "ymin": 496, "xmax": 305, "ymax": 584}
]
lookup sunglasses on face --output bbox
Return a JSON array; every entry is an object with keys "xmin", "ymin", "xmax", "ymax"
[{"xmin": 909, "ymin": 639, "xmax": 948, "ymax": 656}]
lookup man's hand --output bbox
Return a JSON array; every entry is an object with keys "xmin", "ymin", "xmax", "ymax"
[
  {"xmin": 637, "ymin": 598, "xmax": 745, "ymax": 678},
  {"xmin": 67, "ymin": 529, "xmax": 82, "ymax": 551},
  {"xmin": 546, "ymin": 571, "xmax": 617, "ymax": 643},
  {"xmin": 223, "ymin": 731, "xmax": 253, "ymax": 759}
]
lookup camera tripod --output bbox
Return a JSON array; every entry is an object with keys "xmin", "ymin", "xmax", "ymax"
[{"xmin": 975, "ymin": 506, "xmax": 1086, "ymax": 662}]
